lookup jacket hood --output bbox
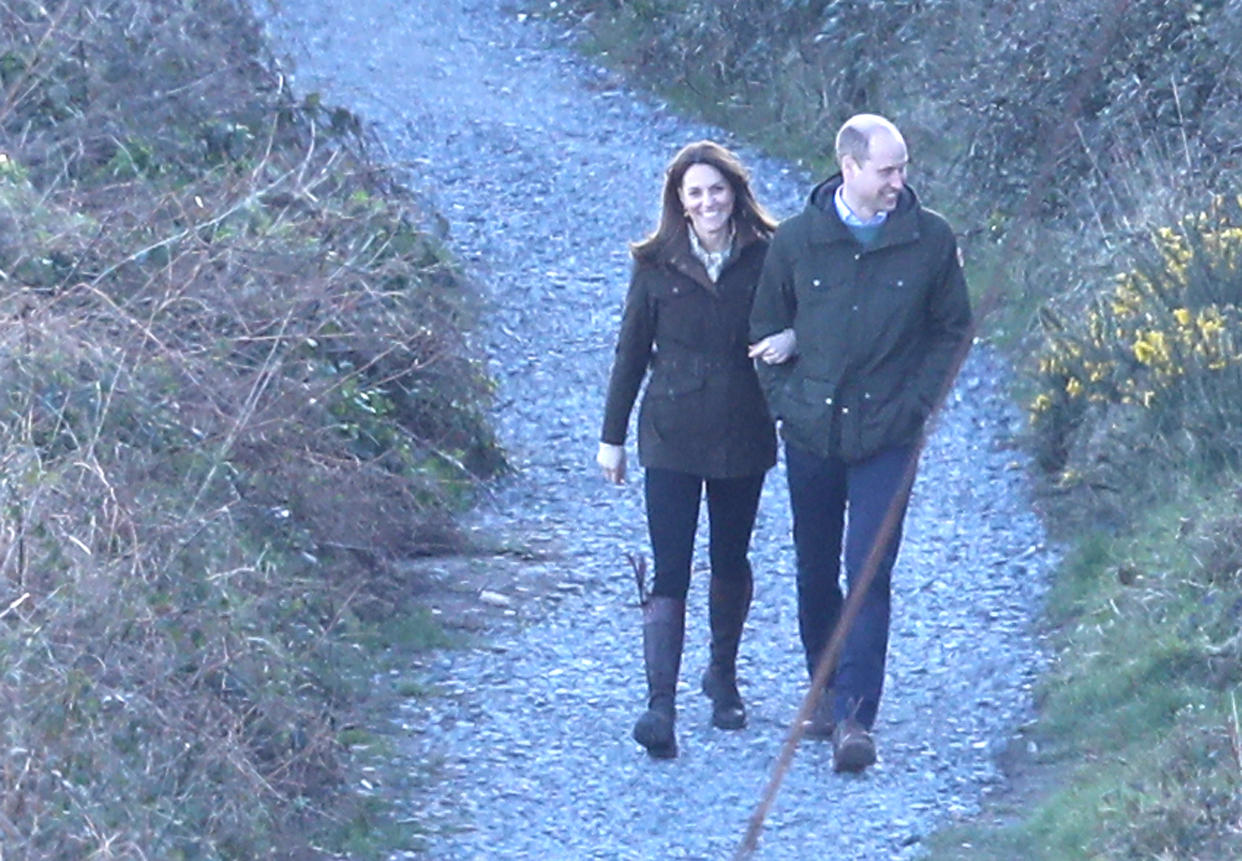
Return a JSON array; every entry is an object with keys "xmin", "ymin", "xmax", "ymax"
[{"xmin": 808, "ymin": 172, "xmax": 920, "ymax": 220}]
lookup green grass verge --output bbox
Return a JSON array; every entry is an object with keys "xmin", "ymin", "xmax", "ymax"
[{"xmin": 926, "ymin": 475, "xmax": 1242, "ymax": 860}]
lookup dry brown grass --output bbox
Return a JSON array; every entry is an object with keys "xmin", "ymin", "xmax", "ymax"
[{"xmin": 1, "ymin": 0, "xmax": 500, "ymax": 855}]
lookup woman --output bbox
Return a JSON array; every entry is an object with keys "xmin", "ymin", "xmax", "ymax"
[{"xmin": 597, "ymin": 140, "xmax": 781, "ymax": 759}]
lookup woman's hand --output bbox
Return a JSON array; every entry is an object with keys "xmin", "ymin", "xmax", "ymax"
[
  {"xmin": 597, "ymin": 442, "xmax": 627, "ymax": 484},
  {"xmin": 748, "ymin": 328, "xmax": 796, "ymax": 364}
]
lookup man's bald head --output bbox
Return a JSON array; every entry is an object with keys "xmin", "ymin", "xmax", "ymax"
[
  {"xmin": 835, "ymin": 114, "xmax": 905, "ymax": 168},
  {"xmin": 836, "ymin": 114, "xmax": 909, "ymax": 220}
]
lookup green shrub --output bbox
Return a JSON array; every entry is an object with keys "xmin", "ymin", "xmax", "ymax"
[
  {"xmin": 1027, "ymin": 195, "xmax": 1242, "ymax": 512},
  {"xmin": 551, "ymin": 0, "xmax": 1242, "ymax": 300}
]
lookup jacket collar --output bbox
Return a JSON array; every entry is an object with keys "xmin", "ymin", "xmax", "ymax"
[
  {"xmin": 806, "ymin": 173, "xmax": 921, "ymax": 249},
  {"xmin": 665, "ymin": 221, "xmax": 764, "ymax": 291}
]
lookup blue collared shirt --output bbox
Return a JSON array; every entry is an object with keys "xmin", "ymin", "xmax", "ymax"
[{"xmin": 834, "ymin": 186, "xmax": 888, "ymax": 227}]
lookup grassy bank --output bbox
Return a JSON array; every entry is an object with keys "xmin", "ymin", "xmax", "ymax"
[
  {"xmin": 539, "ymin": 0, "xmax": 1242, "ymax": 856},
  {"xmin": 1, "ymin": 0, "xmax": 500, "ymax": 855},
  {"xmin": 930, "ymin": 478, "xmax": 1242, "ymax": 859}
]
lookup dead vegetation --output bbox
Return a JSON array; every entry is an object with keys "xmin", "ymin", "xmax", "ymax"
[{"xmin": 0, "ymin": 0, "xmax": 501, "ymax": 855}]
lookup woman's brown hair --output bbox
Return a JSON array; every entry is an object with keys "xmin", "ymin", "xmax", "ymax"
[{"xmin": 631, "ymin": 140, "xmax": 778, "ymax": 261}]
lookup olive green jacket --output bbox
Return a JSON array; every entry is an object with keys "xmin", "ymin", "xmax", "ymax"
[
  {"xmin": 749, "ymin": 175, "xmax": 972, "ymax": 462},
  {"xmin": 601, "ymin": 225, "xmax": 777, "ymax": 478}
]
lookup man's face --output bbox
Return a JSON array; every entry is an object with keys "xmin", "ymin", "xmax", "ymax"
[{"xmin": 842, "ymin": 130, "xmax": 908, "ymax": 219}]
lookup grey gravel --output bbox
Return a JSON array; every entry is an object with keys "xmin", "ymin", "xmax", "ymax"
[{"xmin": 258, "ymin": 2, "xmax": 1056, "ymax": 858}]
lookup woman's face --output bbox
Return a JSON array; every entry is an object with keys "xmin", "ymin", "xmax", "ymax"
[{"xmin": 678, "ymin": 162, "xmax": 735, "ymax": 242}]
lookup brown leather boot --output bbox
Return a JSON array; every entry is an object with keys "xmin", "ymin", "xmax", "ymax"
[
  {"xmin": 802, "ymin": 685, "xmax": 835, "ymax": 740},
  {"xmin": 632, "ymin": 596, "xmax": 685, "ymax": 758},
  {"xmin": 832, "ymin": 717, "xmax": 877, "ymax": 773},
  {"xmin": 700, "ymin": 567, "xmax": 751, "ymax": 730}
]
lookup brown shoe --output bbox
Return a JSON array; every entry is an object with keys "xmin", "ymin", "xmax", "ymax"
[
  {"xmin": 802, "ymin": 688, "xmax": 835, "ymax": 740},
  {"xmin": 832, "ymin": 718, "xmax": 876, "ymax": 773}
]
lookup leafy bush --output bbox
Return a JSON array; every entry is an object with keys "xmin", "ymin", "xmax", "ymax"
[
  {"xmin": 552, "ymin": 0, "xmax": 1242, "ymax": 246},
  {"xmin": 1027, "ymin": 195, "xmax": 1242, "ymax": 513},
  {"xmin": 1, "ymin": 0, "xmax": 500, "ymax": 855}
]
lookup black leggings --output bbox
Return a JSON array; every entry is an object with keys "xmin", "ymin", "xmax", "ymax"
[{"xmin": 644, "ymin": 467, "xmax": 765, "ymax": 600}]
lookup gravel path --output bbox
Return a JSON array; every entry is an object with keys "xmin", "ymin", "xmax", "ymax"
[{"xmin": 258, "ymin": 3, "xmax": 1053, "ymax": 858}]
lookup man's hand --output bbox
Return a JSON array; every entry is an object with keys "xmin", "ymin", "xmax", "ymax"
[
  {"xmin": 597, "ymin": 442, "xmax": 627, "ymax": 484},
  {"xmin": 748, "ymin": 328, "xmax": 797, "ymax": 364}
]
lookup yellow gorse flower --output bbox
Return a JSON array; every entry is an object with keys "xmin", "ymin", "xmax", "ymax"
[
  {"xmin": 1198, "ymin": 309, "xmax": 1225, "ymax": 339},
  {"xmin": 1132, "ymin": 329, "xmax": 1170, "ymax": 366},
  {"xmin": 1028, "ymin": 200, "xmax": 1242, "ymax": 439}
]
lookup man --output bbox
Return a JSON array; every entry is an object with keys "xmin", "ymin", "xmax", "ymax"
[{"xmin": 748, "ymin": 113, "xmax": 972, "ymax": 772}]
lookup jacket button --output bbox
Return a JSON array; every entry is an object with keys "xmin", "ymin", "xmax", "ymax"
[
  {"xmin": 813, "ymin": 278, "xmax": 821, "ymax": 287},
  {"xmin": 841, "ymin": 407, "xmax": 850, "ymax": 415},
  {"xmin": 825, "ymin": 397, "xmax": 833, "ymax": 405}
]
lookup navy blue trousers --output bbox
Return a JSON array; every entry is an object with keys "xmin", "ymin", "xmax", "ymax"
[
  {"xmin": 644, "ymin": 468, "xmax": 765, "ymax": 601},
  {"xmin": 785, "ymin": 441, "xmax": 914, "ymax": 729}
]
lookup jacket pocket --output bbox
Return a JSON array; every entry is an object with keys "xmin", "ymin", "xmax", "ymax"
[
  {"xmin": 643, "ymin": 368, "xmax": 709, "ymax": 439},
  {"xmin": 783, "ymin": 375, "xmax": 838, "ymax": 435},
  {"xmin": 755, "ymin": 359, "xmax": 794, "ymax": 421},
  {"xmin": 653, "ymin": 282, "xmax": 706, "ymax": 348},
  {"xmin": 849, "ymin": 389, "xmax": 925, "ymax": 459}
]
